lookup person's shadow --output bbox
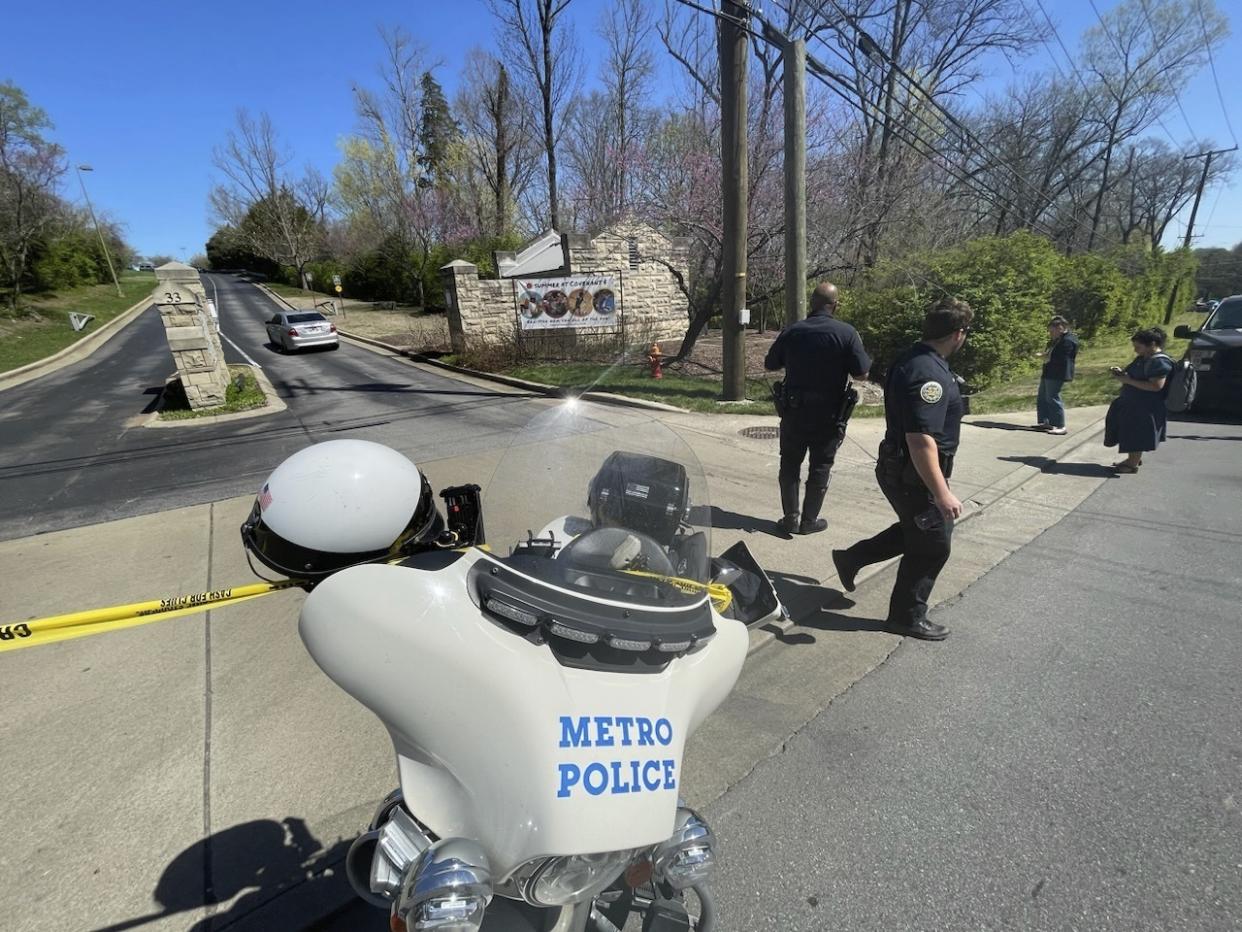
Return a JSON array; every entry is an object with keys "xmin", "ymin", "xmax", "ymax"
[
  {"xmin": 997, "ymin": 455, "xmax": 1117, "ymax": 477},
  {"xmin": 706, "ymin": 505, "xmax": 791, "ymax": 537},
  {"xmin": 92, "ymin": 818, "xmax": 367, "ymax": 932},
  {"xmin": 768, "ymin": 570, "xmax": 850, "ymax": 626},
  {"xmin": 798, "ymin": 608, "xmax": 898, "ymax": 635},
  {"xmin": 967, "ymin": 420, "xmax": 1044, "ymax": 432}
]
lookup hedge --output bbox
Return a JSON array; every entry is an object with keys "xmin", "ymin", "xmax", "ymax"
[{"xmin": 838, "ymin": 232, "xmax": 1198, "ymax": 390}]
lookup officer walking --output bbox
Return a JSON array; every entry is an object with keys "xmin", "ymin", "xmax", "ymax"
[
  {"xmin": 831, "ymin": 298, "xmax": 972, "ymax": 640},
  {"xmin": 764, "ymin": 282, "xmax": 871, "ymax": 536}
]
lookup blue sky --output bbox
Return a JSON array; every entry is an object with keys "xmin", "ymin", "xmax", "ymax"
[{"xmin": 5, "ymin": 0, "xmax": 1239, "ymax": 259}]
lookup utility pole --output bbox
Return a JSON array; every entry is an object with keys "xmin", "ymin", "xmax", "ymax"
[
  {"xmin": 1164, "ymin": 145, "xmax": 1237, "ymax": 323},
  {"xmin": 76, "ymin": 165, "xmax": 123, "ymax": 298},
  {"xmin": 782, "ymin": 36, "xmax": 807, "ymax": 327},
  {"xmin": 1181, "ymin": 146, "xmax": 1235, "ymax": 249},
  {"xmin": 720, "ymin": 0, "xmax": 749, "ymax": 401}
]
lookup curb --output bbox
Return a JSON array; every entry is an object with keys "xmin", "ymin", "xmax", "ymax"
[
  {"xmin": 335, "ymin": 329, "xmax": 687, "ymax": 414},
  {"xmin": 141, "ymin": 364, "xmax": 288, "ymax": 429},
  {"xmin": 0, "ymin": 294, "xmax": 153, "ymax": 392},
  {"xmin": 743, "ymin": 409, "xmax": 1111, "ymax": 657}
]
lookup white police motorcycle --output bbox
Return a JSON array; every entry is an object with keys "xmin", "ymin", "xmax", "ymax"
[{"xmin": 241, "ymin": 402, "xmax": 780, "ymax": 931}]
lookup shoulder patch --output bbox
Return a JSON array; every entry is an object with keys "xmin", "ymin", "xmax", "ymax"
[{"xmin": 919, "ymin": 381, "xmax": 944, "ymax": 404}]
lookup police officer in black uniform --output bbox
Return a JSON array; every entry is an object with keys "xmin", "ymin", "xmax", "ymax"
[
  {"xmin": 765, "ymin": 282, "xmax": 871, "ymax": 536},
  {"xmin": 831, "ymin": 298, "xmax": 972, "ymax": 640}
]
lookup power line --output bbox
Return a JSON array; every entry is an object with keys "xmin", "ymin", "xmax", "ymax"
[
  {"xmin": 1194, "ymin": 0, "xmax": 1237, "ymax": 146},
  {"xmin": 672, "ymin": 0, "xmax": 1088, "ymax": 251},
  {"xmin": 1029, "ymin": 0, "xmax": 1103, "ymax": 103},
  {"xmin": 675, "ymin": 0, "xmax": 1056, "ymax": 232},
  {"xmin": 1085, "ymin": 0, "xmax": 1186, "ymax": 150},
  {"xmin": 1134, "ymin": 0, "xmax": 1197, "ymax": 139},
  {"xmin": 794, "ymin": 0, "xmax": 1067, "ymax": 225}
]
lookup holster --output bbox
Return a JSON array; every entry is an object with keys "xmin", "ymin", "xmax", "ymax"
[
  {"xmin": 876, "ymin": 438, "xmax": 953, "ymax": 488},
  {"xmin": 771, "ymin": 380, "xmax": 788, "ymax": 418}
]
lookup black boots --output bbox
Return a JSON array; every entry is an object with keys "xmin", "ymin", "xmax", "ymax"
[
  {"xmin": 799, "ymin": 484, "xmax": 828, "ymax": 535},
  {"xmin": 779, "ymin": 479, "xmax": 829, "ymax": 535},
  {"xmin": 778, "ymin": 478, "xmax": 801, "ymax": 536}
]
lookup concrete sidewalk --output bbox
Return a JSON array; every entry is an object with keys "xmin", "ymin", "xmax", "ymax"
[{"xmin": 0, "ymin": 389, "xmax": 1118, "ymax": 931}]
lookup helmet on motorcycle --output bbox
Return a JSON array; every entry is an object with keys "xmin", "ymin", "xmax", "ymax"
[{"xmin": 241, "ymin": 439, "xmax": 441, "ymax": 580}]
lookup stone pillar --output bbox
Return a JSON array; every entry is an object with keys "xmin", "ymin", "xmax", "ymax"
[
  {"xmin": 153, "ymin": 262, "xmax": 231, "ymax": 409},
  {"xmin": 441, "ymin": 259, "xmax": 480, "ymax": 355}
]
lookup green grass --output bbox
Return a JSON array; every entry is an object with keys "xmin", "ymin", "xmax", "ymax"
[
  {"xmin": 967, "ymin": 313, "xmax": 1200, "ymax": 415},
  {"xmin": 263, "ymin": 282, "xmax": 317, "ymax": 301},
  {"xmin": 264, "ymin": 281, "xmax": 423, "ymax": 314},
  {"xmin": 0, "ymin": 271, "xmax": 156, "ymax": 373},
  {"xmin": 158, "ymin": 365, "xmax": 267, "ymax": 420},
  {"xmin": 500, "ymin": 315, "xmax": 1201, "ymax": 417},
  {"xmin": 504, "ymin": 361, "xmax": 775, "ymax": 414}
]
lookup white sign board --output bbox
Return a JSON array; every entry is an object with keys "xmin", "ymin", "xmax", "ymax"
[{"xmin": 515, "ymin": 275, "xmax": 620, "ymax": 331}]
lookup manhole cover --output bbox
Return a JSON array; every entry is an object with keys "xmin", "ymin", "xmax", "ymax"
[{"xmin": 739, "ymin": 426, "xmax": 780, "ymax": 440}]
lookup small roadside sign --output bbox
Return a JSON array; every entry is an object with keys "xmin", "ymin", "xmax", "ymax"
[
  {"xmin": 334, "ymin": 285, "xmax": 343, "ymax": 294},
  {"xmin": 332, "ymin": 274, "xmax": 341, "ymax": 286}
]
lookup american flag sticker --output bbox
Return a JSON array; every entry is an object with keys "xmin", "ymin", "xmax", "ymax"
[{"xmin": 258, "ymin": 483, "xmax": 273, "ymax": 511}]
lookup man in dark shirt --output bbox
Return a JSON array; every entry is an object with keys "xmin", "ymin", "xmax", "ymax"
[
  {"xmin": 764, "ymin": 282, "xmax": 871, "ymax": 535},
  {"xmin": 831, "ymin": 298, "xmax": 972, "ymax": 641},
  {"xmin": 1035, "ymin": 315, "xmax": 1079, "ymax": 434}
]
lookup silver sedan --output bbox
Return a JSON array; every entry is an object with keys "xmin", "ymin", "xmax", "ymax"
[{"xmin": 264, "ymin": 311, "xmax": 339, "ymax": 353}]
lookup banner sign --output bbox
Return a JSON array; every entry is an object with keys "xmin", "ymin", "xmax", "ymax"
[{"xmin": 515, "ymin": 275, "xmax": 620, "ymax": 330}]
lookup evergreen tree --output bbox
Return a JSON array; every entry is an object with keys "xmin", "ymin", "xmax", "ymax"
[{"xmin": 418, "ymin": 72, "xmax": 460, "ymax": 186}]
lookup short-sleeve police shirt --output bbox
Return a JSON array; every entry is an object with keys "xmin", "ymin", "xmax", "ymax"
[
  {"xmin": 884, "ymin": 343, "xmax": 964, "ymax": 456},
  {"xmin": 763, "ymin": 312, "xmax": 871, "ymax": 404}
]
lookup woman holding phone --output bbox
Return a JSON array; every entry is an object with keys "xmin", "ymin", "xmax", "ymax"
[{"xmin": 1104, "ymin": 327, "xmax": 1174, "ymax": 473}]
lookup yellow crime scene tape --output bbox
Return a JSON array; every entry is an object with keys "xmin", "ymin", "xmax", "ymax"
[
  {"xmin": 0, "ymin": 580, "xmax": 303, "ymax": 654},
  {"xmin": 623, "ymin": 571, "xmax": 733, "ymax": 614}
]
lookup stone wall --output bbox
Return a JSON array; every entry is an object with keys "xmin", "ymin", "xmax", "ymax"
[
  {"xmin": 153, "ymin": 262, "xmax": 231, "ymax": 408},
  {"xmin": 442, "ymin": 222, "xmax": 690, "ymax": 357},
  {"xmin": 565, "ymin": 222, "xmax": 690, "ymax": 344}
]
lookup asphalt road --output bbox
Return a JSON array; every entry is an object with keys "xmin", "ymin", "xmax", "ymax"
[
  {"xmin": 0, "ymin": 273, "xmax": 541, "ymax": 541},
  {"xmin": 705, "ymin": 417, "xmax": 1242, "ymax": 930}
]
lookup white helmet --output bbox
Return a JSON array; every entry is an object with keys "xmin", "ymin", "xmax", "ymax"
[{"xmin": 241, "ymin": 440, "xmax": 440, "ymax": 580}]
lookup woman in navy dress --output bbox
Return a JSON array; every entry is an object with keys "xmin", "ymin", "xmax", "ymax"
[{"xmin": 1106, "ymin": 327, "xmax": 1173, "ymax": 474}]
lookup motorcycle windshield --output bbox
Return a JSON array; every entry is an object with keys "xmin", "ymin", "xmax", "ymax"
[{"xmin": 482, "ymin": 399, "xmax": 712, "ymax": 602}]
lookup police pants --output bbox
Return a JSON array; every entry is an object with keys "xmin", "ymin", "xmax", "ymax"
[
  {"xmin": 778, "ymin": 407, "xmax": 841, "ymax": 492},
  {"xmin": 844, "ymin": 467, "xmax": 953, "ymax": 626}
]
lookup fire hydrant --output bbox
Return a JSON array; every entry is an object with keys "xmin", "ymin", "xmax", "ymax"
[{"xmin": 647, "ymin": 342, "xmax": 664, "ymax": 379}]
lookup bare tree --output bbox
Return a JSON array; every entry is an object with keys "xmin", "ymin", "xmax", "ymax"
[
  {"xmin": 456, "ymin": 49, "xmax": 542, "ymax": 237},
  {"xmin": 818, "ymin": 0, "xmax": 1046, "ymax": 267},
  {"xmin": 1080, "ymin": 0, "xmax": 1228, "ymax": 249},
  {"xmin": 0, "ymin": 82, "xmax": 65, "ymax": 310},
  {"xmin": 210, "ymin": 110, "xmax": 327, "ymax": 287},
  {"xmin": 599, "ymin": 0, "xmax": 656, "ymax": 221},
  {"xmin": 486, "ymin": 0, "xmax": 580, "ymax": 231}
]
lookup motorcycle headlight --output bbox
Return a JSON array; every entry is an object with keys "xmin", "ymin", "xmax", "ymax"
[
  {"xmin": 516, "ymin": 848, "xmax": 639, "ymax": 907},
  {"xmin": 652, "ymin": 808, "xmax": 717, "ymax": 890},
  {"xmin": 395, "ymin": 838, "xmax": 492, "ymax": 932}
]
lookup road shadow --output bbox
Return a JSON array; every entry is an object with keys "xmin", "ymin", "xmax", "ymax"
[
  {"xmin": 1168, "ymin": 409, "xmax": 1242, "ymax": 427},
  {"xmin": 768, "ymin": 569, "xmax": 849, "ymax": 625},
  {"xmin": 706, "ymin": 505, "xmax": 790, "ymax": 538},
  {"xmin": 1167, "ymin": 432, "xmax": 1242, "ymax": 442},
  {"xmin": 997, "ymin": 455, "xmax": 1117, "ymax": 478},
  {"xmin": 141, "ymin": 385, "xmax": 163, "ymax": 415},
  {"xmin": 799, "ymin": 608, "xmax": 896, "ymax": 634},
  {"xmin": 91, "ymin": 818, "xmax": 358, "ymax": 932},
  {"xmin": 966, "ymin": 420, "xmax": 1044, "ymax": 432}
]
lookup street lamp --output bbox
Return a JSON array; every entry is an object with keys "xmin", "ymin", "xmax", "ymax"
[{"xmin": 76, "ymin": 164, "xmax": 123, "ymax": 298}]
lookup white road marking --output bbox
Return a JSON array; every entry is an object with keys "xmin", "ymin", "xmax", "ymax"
[{"xmin": 209, "ymin": 274, "xmax": 263, "ymax": 370}]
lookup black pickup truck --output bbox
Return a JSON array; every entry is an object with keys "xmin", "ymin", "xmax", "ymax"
[{"xmin": 1175, "ymin": 295, "xmax": 1242, "ymax": 414}]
